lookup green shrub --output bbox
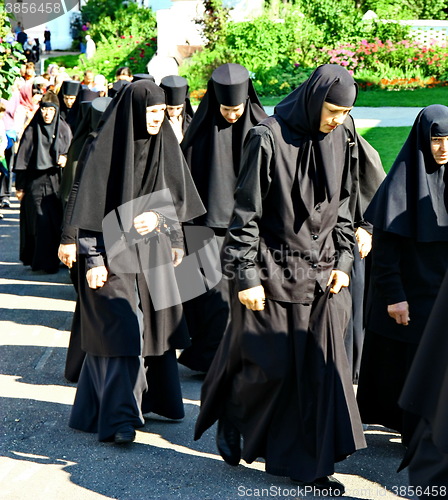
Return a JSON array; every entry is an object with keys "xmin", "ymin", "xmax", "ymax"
[
  {"xmin": 77, "ymin": 33, "xmax": 157, "ymax": 82},
  {"xmin": 68, "ymin": 3, "xmax": 157, "ymax": 82},
  {"xmin": 0, "ymin": 8, "xmax": 26, "ymax": 99}
]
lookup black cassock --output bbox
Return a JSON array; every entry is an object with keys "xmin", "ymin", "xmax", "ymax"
[
  {"xmin": 68, "ymin": 81, "xmax": 205, "ymax": 441},
  {"xmin": 14, "ymin": 105, "xmax": 72, "ymax": 274},
  {"xmin": 195, "ymin": 66, "xmax": 366, "ymax": 481},
  {"xmin": 342, "ymin": 116, "xmax": 385, "ymax": 383},
  {"xmin": 179, "ymin": 64, "xmax": 267, "ymax": 372},
  {"xmin": 357, "ymin": 105, "xmax": 448, "ymax": 445},
  {"xmin": 398, "ymin": 269, "xmax": 448, "ymax": 490}
]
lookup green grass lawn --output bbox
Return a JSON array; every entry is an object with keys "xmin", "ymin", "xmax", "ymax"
[
  {"xmin": 44, "ymin": 54, "xmax": 81, "ymax": 71},
  {"xmin": 357, "ymin": 126, "xmax": 411, "ymax": 173}
]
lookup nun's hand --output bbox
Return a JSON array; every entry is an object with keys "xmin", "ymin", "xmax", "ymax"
[
  {"xmin": 134, "ymin": 211, "xmax": 159, "ymax": 235},
  {"xmin": 172, "ymin": 248, "xmax": 184, "ymax": 267},
  {"xmin": 86, "ymin": 265, "xmax": 108, "ymax": 289},
  {"xmin": 58, "ymin": 155, "xmax": 67, "ymax": 168},
  {"xmin": 355, "ymin": 227, "xmax": 372, "ymax": 259},
  {"xmin": 327, "ymin": 270, "xmax": 350, "ymax": 294},
  {"xmin": 58, "ymin": 243, "xmax": 77, "ymax": 268},
  {"xmin": 15, "ymin": 189, "xmax": 24, "ymax": 202},
  {"xmin": 387, "ymin": 301, "xmax": 410, "ymax": 325},
  {"xmin": 238, "ymin": 285, "xmax": 265, "ymax": 311}
]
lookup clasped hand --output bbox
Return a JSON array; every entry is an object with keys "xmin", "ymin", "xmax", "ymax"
[
  {"xmin": 387, "ymin": 301, "xmax": 410, "ymax": 325},
  {"xmin": 326, "ymin": 269, "xmax": 350, "ymax": 294},
  {"xmin": 238, "ymin": 285, "xmax": 265, "ymax": 311}
]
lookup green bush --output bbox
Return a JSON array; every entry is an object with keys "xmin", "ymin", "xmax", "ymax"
[
  {"xmin": 77, "ymin": 33, "xmax": 157, "ymax": 82},
  {"xmin": 88, "ymin": 4, "xmax": 157, "ymax": 43},
  {"xmin": 298, "ymin": 0, "xmax": 365, "ymax": 45},
  {"xmin": 0, "ymin": 8, "xmax": 26, "ymax": 99},
  {"xmin": 317, "ymin": 38, "xmax": 448, "ymax": 84},
  {"xmin": 180, "ymin": 7, "xmax": 317, "ymax": 96},
  {"xmin": 68, "ymin": 3, "xmax": 157, "ymax": 82}
]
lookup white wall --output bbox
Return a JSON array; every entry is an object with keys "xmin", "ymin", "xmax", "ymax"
[{"xmin": 24, "ymin": 10, "xmax": 78, "ymax": 51}]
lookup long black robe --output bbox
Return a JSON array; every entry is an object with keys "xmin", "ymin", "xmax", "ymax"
[
  {"xmin": 60, "ymin": 97, "xmax": 112, "ymax": 383},
  {"xmin": 14, "ymin": 104, "xmax": 72, "ymax": 273},
  {"xmin": 68, "ymin": 81, "xmax": 205, "ymax": 440},
  {"xmin": 343, "ymin": 116, "xmax": 385, "ymax": 383},
  {"xmin": 398, "ymin": 269, "xmax": 448, "ymax": 489},
  {"xmin": 178, "ymin": 65, "xmax": 268, "ymax": 372},
  {"xmin": 357, "ymin": 104, "xmax": 448, "ymax": 443},
  {"xmin": 194, "ymin": 64, "xmax": 366, "ymax": 482}
]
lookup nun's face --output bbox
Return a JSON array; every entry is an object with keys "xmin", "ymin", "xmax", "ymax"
[
  {"xmin": 63, "ymin": 95, "xmax": 77, "ymax": 108},
  {"xmin": 146, "ymin": 104, "xmax": 166, "ymax": 135},
  {"xmin": 220, "ymin": 103, "xmax": 245, "ymax": 124},
  {"xmin": 319, "ymin": 102, "xmax": 352, "ymax": 133},
  {"xmin": 430, "ymin": 136, "xmax": 448, "ymax": 165},
  {"xmin": 41, "ymin": 106, "xmax": 56, "ymax": 124},
  {"xmin": 167, "ymin": 105, "xmax": 184, "ymax": 119}
]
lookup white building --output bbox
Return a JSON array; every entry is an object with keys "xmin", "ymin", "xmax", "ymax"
[{"xmin": 14, "ymin": 0, "xmax": 264, "ymax": 54}]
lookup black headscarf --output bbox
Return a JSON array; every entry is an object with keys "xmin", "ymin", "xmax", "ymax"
[
  {"xmin": 15, "ymin": 92, "xmax": 72, "ymax": 172},
  {"xmin": 159, "ymin": 75, "xmax": 194, "ymax": 134},
  {"xmin": 273, "ymin": 64, "xmax": 358, "ymax": 208},
  {"xmin": 59, "ymin": 96, "xmax": 112, "ymax": 205},
  {"xmin": 108, "ymin": 79, "xmax": 130, "ymax": 99},
  {"xmin": 70, "ymin": 80, "xmax": 205, "ymax": 232},
  {"xmin": 365, "ymin": 104, "xmax": 448, "ymax": 241},
  {"xmin": 65, "ymin": 87, "xmax": 100, "ymax": 133},
  {"xmin": 58, "ymin": 80, "xmax": 81, "ymax": 121},
  {"xmin": 181, "ymin": 63, "xmax": 267, "ymax": 228}
]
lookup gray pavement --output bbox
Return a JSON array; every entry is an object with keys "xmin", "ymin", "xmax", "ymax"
[
  {"xmin": 0, "ymin": 197, "xmax": 415, "ymax": 500},
  {"xmin": 263, "ymin": 106, "xmax": 421, "ymax": 128}
]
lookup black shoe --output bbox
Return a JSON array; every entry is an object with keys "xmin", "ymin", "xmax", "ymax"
[
  {"xmin": 291, "ymin": 476, "xmax": 345, "ymax": 496},
  {"xmin": 114, "ymin": 426, "xmax": 136, "ymax": 444},
  {"xmin": 216, "ymin": 417, "xmax": 241, "ymax": 466}
]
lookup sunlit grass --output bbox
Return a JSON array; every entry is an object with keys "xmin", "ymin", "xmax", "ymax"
[{"xmin": 357, "ymin": 126, "xmax": 411, "ymax": 173}]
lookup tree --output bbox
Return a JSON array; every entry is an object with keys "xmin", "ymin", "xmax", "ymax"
[
  {"xmin": 195, "ymin": 0, "xmax": 231, "ymax": 50},
  {"xmin": 359, "ymin": 0, "xmax": 447, "ymax": 19},
  {"xmin": 0, "ymin": 9, "xmax": 26, "ymax": 99}
]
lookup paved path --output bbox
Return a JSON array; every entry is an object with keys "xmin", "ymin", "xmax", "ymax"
[
  {"xmin": 263, "ymin": 106, "xmax": 421, "ymax": 128},
  {"xmin": 0, "ymin": 198, "xmax": 414, "ymax": 500}
]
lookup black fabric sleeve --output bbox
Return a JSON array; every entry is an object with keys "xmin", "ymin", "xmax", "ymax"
[
  {"xmin": 333, "ymin": 160, "xmax": 356, "ymax": 275},
  {"xmin": 78, "ymin": 229, "xmax": 106, "ymax": 270},
  {"xmin": 371, "ymin": 227, "xmax": 407, "ymax": 305},
  {"xmin": 223, "ymin": 126, "xmax": 273, "ymax": 292}
]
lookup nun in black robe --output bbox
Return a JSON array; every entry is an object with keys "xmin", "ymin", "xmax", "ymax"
[
  {"xmin": 58, "ymin": 80, "xmax": 81, "ymax": 132},
  {"xmin": 58, "ymin": 97, "xmax": 112, "ymax": 383},
  {"xmin": 398, "ymin": 269, "xmax": 448, "ymax": 492},
  {"xmin": 14, "ymin": 91, "xmax": 72, "ymax": 274},
  {"xmin": 68, "ymin": 80, "xmax": 205, "ymax": 443},
  {"xmin": 357, "ymin": 104, "xmax": 448, "ymax": 445},
  {"xmin": 63, "ymin": 87, "xmax": 100, "ymax": 137},
  {"xmin": 194, "ymin": 64, "xmax": 366, "ymax": 493},
  {"xmin": 178, "ymin": 63, "xmax": 267, "ymax": 372},
  {"xmin": 159, "ymin": 75, "xmax": 194, "ymax": 143}
]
